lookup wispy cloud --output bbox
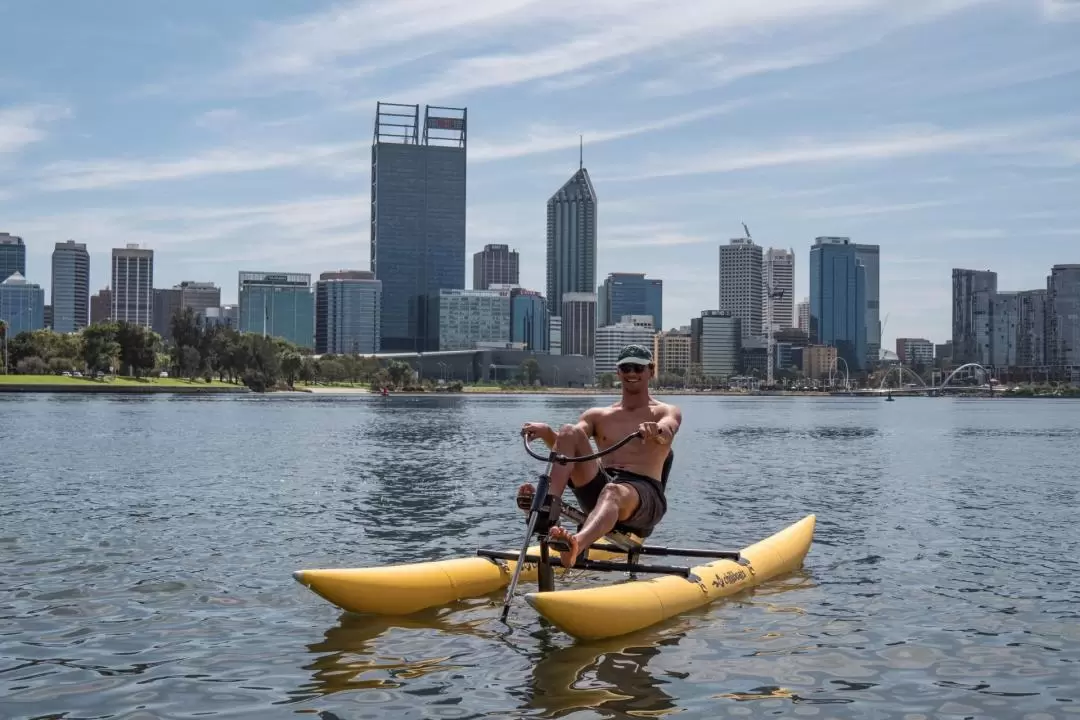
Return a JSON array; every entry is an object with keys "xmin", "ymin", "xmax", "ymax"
[
  {"xmin": 600, "ymin": 222, "xmax": 710, "ymax": 249},
  {"xmin": 603, "ymin": 117, "xmax": 1076, "ymax": 181},
  {"xmin": 0, "ymin": 104, "xmax": 70, "ymax": 155},
  {"xmin": 943, "ymin": 228, "xmax": 1008, "ymax": 240},
  {"xmin": 801, "ymin": 200, "xmax": 953, "ymax": 219},
  {"xmin": 470, "ymin": 101, "xmax": 749, "ymax": 163}
]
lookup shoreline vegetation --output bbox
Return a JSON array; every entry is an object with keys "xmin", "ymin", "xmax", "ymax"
[{"xmin": 1, "ymin": 315, "xmax": 1076, "ymax": 398}]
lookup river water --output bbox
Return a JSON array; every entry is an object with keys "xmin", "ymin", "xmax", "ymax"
[{"xmin": 1, "ymin": 392, "xmax": 1077, "ymax": 719}]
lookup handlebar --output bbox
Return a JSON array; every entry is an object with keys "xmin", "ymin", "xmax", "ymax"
[{"xmin": 521, "ymin": 429, "xmax": 643, "ymax": 464}]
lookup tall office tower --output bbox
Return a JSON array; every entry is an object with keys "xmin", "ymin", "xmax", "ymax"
[
  {"xmin": 854, "ymin": 243, "xmax": 881, "ymax": 364},
  {"xmin": 178, "ymin": 281, "xmax": 222, "ymax": 317},
  {"xmin": 547, "ymin": 160, "xmax": 597, "ymax": 324},
  {"xmin": 370, "ymin": 102, "xmax": 467, "ymax": 352},
  {"xmin": 1047, "ymin": 264, "xmax": 1080, "ymax": 369},
  {"xmin": 809, "ymin": 236, "xmax": 867, "ymax": 373},
  {"xmin": 763, "ymin": 248, "xmax": 795, "ymax": 334},
  {"xmin": 315, "ymin": 270, "xmax": 382, "ymax": 355},
  {"xmin": 951, "ymin": 268, "xmax": 997, "ymax": 366},
  {"xmin": 0, "ymin": 233, "xmax": 26, "ymax": 282},
  {"xmin": 561, "ymin": 292, "xmax": 596, "ymax": 357},
  {"xmin": 238, "ymin": 272, "xmax": 315, "ymax": 349},
  {"xmin": 797, "ymin": 298, "xmax": 810, "ymax": 334},
  {"xmin": 90, "ymin": 288, "xmax": 112, "ymax": 324},
  {"xmin": 718, "ymin": 237, "xmax": 763, "ymax": 342},
  {"xmin": 510, "ymin": 288, "xmax": 548, "ymax": 352},
  {"xmin": 690, "ymin": 310, "xmax": 742, "ymax": 378},
  {"xmin": 111, "ymin": 244, "xmax": 154, "ymax": 328},
  {"xmin": 50, "ymin": 240, "xmax": 90, "ymax": 333},
  {"xmin": 598, "ymin": 272, "xmax": 662, "ymax": 330},
  {"xmin": 472, "ymin": 243, "xmax": 519, "ymax": 290}
]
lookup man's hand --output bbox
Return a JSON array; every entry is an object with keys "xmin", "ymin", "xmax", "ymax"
[
  {"xmin": 637, "ymin": 421, "xmax": 669, "ymax": 444},
  {"xmin": 521, "ymin": 422, "xmax": 555, "ymax": 447}
]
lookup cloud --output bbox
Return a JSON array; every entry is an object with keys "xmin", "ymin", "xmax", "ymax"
[
  {"xmin": 600, "ymin": 222, "xmax": 710, "ymax": 249},
  {"xmin": 36, "ymin": 141, "xmax": 365, "ymax": 191},
  {"xmin": 0, "ymin": 104, "xmax": 70, "ymax": 155},
  {"xmin": 1037, "ymin": 0, "xmax": 1080, "ymax": 21},
  {"xmin": 801, "ymin": 200, "xmax": 953, "ymax": 218},
  {"xmin": 943, "ymin": 228, "xmax": 1008, "ymax": 240},
  {"xmin": 602, "ymin": 117, "xmax": 1077, "ymax": 181},
  {"xmin": 469, "ymin": 101, "xmax": 749, "ymax": 163}
]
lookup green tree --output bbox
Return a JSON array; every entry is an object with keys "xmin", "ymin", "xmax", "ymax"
[
  {"xmin": 598, "ymin": 372, "xmax": 616, "ymax": 389},
  {"xmin": 81, "ymin": 323, "xmax": 122, "ymax": 375},
  {"xmin": 114, "ymin": 322, "xmax": 161, "ymax": 377},
  {"xmin": 520, "ymin": 357, "xmax": 541, "ymax": 386}
]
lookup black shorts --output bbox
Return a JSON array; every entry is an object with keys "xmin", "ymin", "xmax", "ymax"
[{"xmin": 571, "ymin": 468, "xmax": 667, "ymax": 537}]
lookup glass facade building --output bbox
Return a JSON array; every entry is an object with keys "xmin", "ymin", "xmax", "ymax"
[
  {"xmin": 809, "ymin": 237, "xmax": 867, "ymax": 373},
  {"xmin": 547, "ymin": 167, "xmax": 597, "ymax": 318},
  {"xmin": 370, "ymin": 102, "xmax": 467, "ymax": 352},
  {"xmin": 51, "ymin": 240, "xmax": 90, "ymax": 333},
  {"xmin": 315, "ymin": 271, "xmax": 382, "ymax": 354},
  {"xmin": 510, "ymin": 288, "xmax": 548, "ymax": 352},
  {"xmin": 598, "ymin": 272, "xmax": 662, "ymax": 331},
  {"xmin": 437, "ymin": 288, "xmax": 511, "ymax": 351},
  {"xmin": 0, "ymin": 273, "xmax": 46, "ymax": 336},
  {"xmin": 0, "ymin": 233, "xmax": 26, "ymax": 283},
  {"xmin": 237, "ymin": 272, "xmax": 315, "ymax": 350}
]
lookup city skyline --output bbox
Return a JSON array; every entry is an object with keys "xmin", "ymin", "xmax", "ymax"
[{"xmin": 1, "ymin": 1, "xmax": 1078, "ymax": 348}]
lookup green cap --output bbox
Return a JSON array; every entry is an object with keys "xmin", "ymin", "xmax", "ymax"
[{"xmin": 616, "ymin": 344, "xmax": 653, "ymax": 367}]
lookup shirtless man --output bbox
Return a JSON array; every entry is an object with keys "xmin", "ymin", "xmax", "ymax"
[{"xmin": 518, "ymin": 344, "xmax": 683, "ymax": 568}]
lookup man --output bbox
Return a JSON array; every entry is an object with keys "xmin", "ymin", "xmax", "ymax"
[{"xmin": 518, "ymin": 344, "xmax": 683, "ymax": 568}]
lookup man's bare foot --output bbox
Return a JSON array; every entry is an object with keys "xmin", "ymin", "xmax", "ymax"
[
  {"xmin": 547, "ymin": 526, "xmax": 580, "ymax": 568},
  {"xmin": 516, "ymin": 483, "xmax": 534, "ymax": 514}
]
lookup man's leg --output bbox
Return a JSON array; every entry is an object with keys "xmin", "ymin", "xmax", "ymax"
[
  {"xmin": 548, "ymin": 484, "xmax": 641, "ymax": 568},
  {"xmin": 518, "ymin": 424, "xmax": 600, "ymax": 509}
]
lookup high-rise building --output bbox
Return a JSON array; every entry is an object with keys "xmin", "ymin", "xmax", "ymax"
[
  {"xmin": 90, "ymin": 288, "xmax": 111, "ymax": 324},
  {"xmin": 598, "ymin": 273, "xmax": 663, "ymax": 331},
  {"xmin": 473, "ymin": 244, "xmax": 519, "ymax": 290},
  {"xmin": 718, "ymin": 238, "xmax": 763, "ymax": 342},
  {"xmin": 152, "ymin": 288, "xmax": 182, "ymax": 338},
  {"xmin": 315, "ymin": 270, "xmax": 381, "ymax": 355},
  {"xmin": 561, "ymin": 292, "xmax": 596, "ymax": 357},
  {"xmin": 691, "ymin": 310, "xmax": 741, "ymax": 378},
  {"xmin": 854, "ymin": 243, "xmax": 881, "ymax": 364},
  {"xmin": 549, "ymin": 315, "xmax": 562, "ymax": 356},
  {"xmin": 763, "ymin": 248, "xmax": 795, "ymax": 334},
  {"xmin": 809, "ymin": 237, "xmax": 867, "ymax": 373},
  {"xmin": 237, "ymin": 271, "xmax": 314, "ymax": 349},
  {"xmin": 50, "ymin": 240, "xmax": 90, "ymax": 333},
  {"xmin": 0, "ymin": 233, "xmax": 27, "ymax": 283},
  {"xmin": 437, "ymin": 288, "xmax": 511, "ymax": 351},
  {"xmin": 1047, "ymin": 264, "xmax": 1080, "ymax": 368},
  {"xmin": 0, "ymin": 273, "xmax": 45, "ymax": 336},
  {"xmin": 951, "ymin": 268, "xmax": 997, "ymax": 366},
  {"xmin": 370, "ymin": 102, "xmax": 467, "ymax": 352},
  {"xmin": 796, "ymin": 298, "xmax": 810, "ymax": 335},
  {"xmin": 547, "ymin": 165, "xmax": 597, "ymax": 322},
  {"xmin": 595, "ymin": 316, "xmax": 654, "ymax": 379},
  {"xmin": 653, "ymin": 328, "xmax": 692, "ymax": 377},
  {"xmin": 111, "ymin": 245, "xmax": 154, "ymax": 328},
  {"xmin": 510, "ymin": 288, "xmax": 548, "ymax": 352}
]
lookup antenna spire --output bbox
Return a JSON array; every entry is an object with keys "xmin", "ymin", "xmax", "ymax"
[{"xmin": 579, "ymin": 135, "xmax": 583, "ymax": 170}]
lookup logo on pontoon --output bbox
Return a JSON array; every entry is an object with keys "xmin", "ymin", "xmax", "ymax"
[{"xmin": 712, "ymin": 569, "xmax": 747, "ymax": 588}]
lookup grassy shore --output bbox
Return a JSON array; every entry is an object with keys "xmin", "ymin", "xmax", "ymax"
[{"xmin": 0, "ymin": 374, "xmax": 248, "ymax": 394}]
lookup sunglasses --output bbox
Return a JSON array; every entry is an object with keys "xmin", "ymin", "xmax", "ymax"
[{"xmin": 618, "ymin": 363, "xmax": 650, "ymax": 373}]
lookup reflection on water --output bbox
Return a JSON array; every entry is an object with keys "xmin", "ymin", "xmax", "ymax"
[{"xmin": 2, "ymin": 394, "xmax": 1079, "ymax": 718}]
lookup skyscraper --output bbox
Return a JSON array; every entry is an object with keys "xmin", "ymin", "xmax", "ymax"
[
  {"xmin": 598, "ymin": 272, "xmax": 663, "ymax": 330},
  {"xmin": 315, "ymin": 270, "xmax": 381, "ymax": 355},
  {"xmin": 111, "ymin": 245, "xmax": 154, "ymax": 328},
  {"xmin": 0, "ymin": 233, "xmax": 26, "ymax": 283},
  {"xmin": 809, "ymin": 237, "xmax": 867, "ymax": 372},
  {"xmin": 1047, "ymin": 264, "xmax": 1080, "ymax": 368},
  {"xmin": 51, "ymin": 240, "xmax": 90, "ymax": 333},
  {"xmin": 951, "ymin": 268, "xmax": 997, "ymax": 366},
  {"xmin": 718, "ymin": 238, "xmax": 763, "ymax": 342},
  {"xmin": 238, "ymin": 271, "xmax": 315, "ymax": 349},
  {"xmin": 561, "ymin": 292, "xmax": 596, "ymax": 357},
  {"xmin": 763, "ymin": 248, "xmax": 795, "ymax": 333},
  {"xmin": 370, "ymin": 102, "xmax": 467, "ymax": 352},
  {"xmin": 854, "ymin": 243, "xmax": 881, "ymax": 364},
  {"xmin": 547, "ymin": 163, "xmax": 597, "ymax": 320},
  {"xmin": 473, "ymin": 243, "xmax": 519, "ymax": 290}
]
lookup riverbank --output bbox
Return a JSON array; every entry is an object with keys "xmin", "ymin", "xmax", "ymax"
[{"xmin": 0, "ymin": 375, "xmax": 249, "ymax": 394}]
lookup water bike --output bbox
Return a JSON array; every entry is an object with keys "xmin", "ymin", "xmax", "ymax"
[{"xmin": 293, "ymin": 430, "xmax": 816, "ymax": 640}]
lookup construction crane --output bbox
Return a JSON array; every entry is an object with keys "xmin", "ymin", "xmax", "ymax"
[{"xmin": 742, "ymin": 223, "xmax": 786, "ymax": 387}]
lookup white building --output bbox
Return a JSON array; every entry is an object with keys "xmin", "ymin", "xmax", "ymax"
[
  {"xmin": 719, "ymin": 238, "xmax": 762, "ymax": 342},
  {"xmin": 764, "ymin": 248, "xmax": 795, "ymax": 334},
  {"xmin": 111, "ymin": 244, "xmax": 154, "ymax": 328},
  {"xmin": 595, "ymin": 315, "xmax": 655, "ymax": 379},
  {"xmin": 896, "ymin": 337, "xmax": 935, "ymax": 368},
  {"xmin": 548, "ymin": 315, "xmax": 562, "ymax": 355},
  {"xmin": 438, "ymin": 288, "xmax": 511, "ymax": 351},
  {"xmin": 797, "ymin": 298, "xmax": 810, "ymax": 335}
]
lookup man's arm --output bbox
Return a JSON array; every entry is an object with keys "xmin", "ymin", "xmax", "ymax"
[{"xmin": 657, "ymin": 403, "xmax": 682, "ymax": 443}]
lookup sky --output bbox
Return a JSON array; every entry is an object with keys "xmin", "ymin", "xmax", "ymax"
[{"xmin": 1, "ymin": 0, "xmax": 1078, "ymax": 347}]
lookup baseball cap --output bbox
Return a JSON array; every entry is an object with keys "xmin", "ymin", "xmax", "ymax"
[{"xmin": 616, "ymin": 344, "xmax": 653, "ymax": 368}]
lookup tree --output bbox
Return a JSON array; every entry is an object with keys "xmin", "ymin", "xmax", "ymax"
[
  {"xmin": 520, "ymin": 357, "xmax": 541, "ymax": 386},
  {"xmin": 81, "ymin": 324, "xmax": 122, "ymax": 375},
  {"xmin": 115, "ymin": 322, "xmax": 161, "ymax": 377},
  {"xmin": 179, "ymin": 346, "xmax": 201, "ymax": 379},
  {"xmin": 598, "ymin": 372, "xmax": 616, "ymax": 389}
]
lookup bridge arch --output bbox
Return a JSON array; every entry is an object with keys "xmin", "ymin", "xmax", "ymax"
[
  {"xmin": 940, "ymin": 362, "xmax": 990, "ymax": 389},
  {"xmin": 878, "ymin": 365, "xmax": 928, "ymax": 390},
  {"xmin": 828, "ymin": 356, "xmax": 851, "ymax": 391}
]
